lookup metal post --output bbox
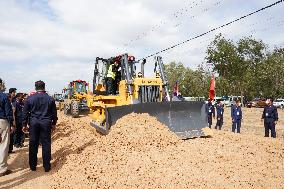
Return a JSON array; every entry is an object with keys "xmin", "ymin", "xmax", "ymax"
[
  {"xmin": 155, "ymin": 56, "xmax": 170, "ymax": 101},
  {"xmin": 141, "ymin": 59, "xmax": 146, "ymax": 77},
  {"xmin": 93, "ymin": 58, "xmax": 99, "ymax": 93},
  {"xmin": 123, "ymin": 54, "xmax": 133, "ymax": 95}
]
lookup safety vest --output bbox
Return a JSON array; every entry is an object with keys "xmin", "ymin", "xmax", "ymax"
[{"xmin": 107, "ymin": 64, "xmax": 116, "ymax": 79}]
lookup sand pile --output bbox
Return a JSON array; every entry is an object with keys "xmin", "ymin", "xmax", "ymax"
[
  {"xmin": 51, "ymin": 113, "xmax": 182, "ymax": 189},
  {"xmin": 105, "ymin": 113, "xmax": 180, "ymax": 151},
  {"xmin": 2, "ymin": 109, "xmax": 284, "ymax": 189}
]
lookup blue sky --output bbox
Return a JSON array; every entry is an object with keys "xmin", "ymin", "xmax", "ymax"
[{"xmin": 0, "ymin": 0, "xmax": 283, "ymax": 93}]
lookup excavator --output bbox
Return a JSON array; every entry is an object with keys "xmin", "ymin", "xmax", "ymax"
[
  {"xmin": 63, "ymin": 80, "xmax": 90, "ymax": 118},
  {"xmin": 88, "ymin": 53, "xmax": 209, "ymax": 139}
]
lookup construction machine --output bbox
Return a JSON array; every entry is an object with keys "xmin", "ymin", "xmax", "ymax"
[
  {"xmin": 53, "ymin": 93, "xmax": 64, "ymax": 110},
  {"xmin": 63, "ymin": 80, "xmax": 90, "ymax": 118},
  {"xmin": 89, "ymin": 54, "xmax": 209, "ymax": 139}
]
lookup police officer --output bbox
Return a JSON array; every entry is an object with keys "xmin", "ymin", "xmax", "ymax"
[
  {"xmin": 261, "ymin": 98, "xmax": 278, "ymax": 138},
  {"xmin": 106, "ymin": 61, "xmax": 120, "ymax": 95},
  {"xmin": 13, "ymin": 93, "xmax": 25, "ymax": 148},
  {"xmin": 8, "ymin": 88, "xmax": 17, "ymax": 154},
  {"xmin": 215, "ymin": 99, "xmax": 224, "ymax": 130},
  {"xmin": 205, "ymin": 99, "xmax": 215, "ymax": 128},
  {"xmin": 22, "ymin": 81, "xmax": 57, "ymax": 172},
  {"xmin": 0, "ymin": 78, "xmax": 14, "ymax": 176},
  {"xmin": 231, "ymin": 99, "xmax": 242, "ymax": 133}
]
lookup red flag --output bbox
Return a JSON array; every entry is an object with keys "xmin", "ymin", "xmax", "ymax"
[{"xmin": 209, "ymin": 75, "xmax": 215, "ymax": 101}]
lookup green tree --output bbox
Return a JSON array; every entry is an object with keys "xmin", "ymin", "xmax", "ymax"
[{"xmin": 164, "ymin": 62, "xmax": 211, "ymax": 97}]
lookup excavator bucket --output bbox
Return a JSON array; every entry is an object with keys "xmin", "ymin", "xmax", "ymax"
[{"xmin": 91, "ymin": 101, "xmax": 211, "ymax": 139}]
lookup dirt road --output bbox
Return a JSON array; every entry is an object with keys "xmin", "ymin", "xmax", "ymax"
[{"xmin": 1, "ymin": 108, "xmax": 283, "ymax": 189}]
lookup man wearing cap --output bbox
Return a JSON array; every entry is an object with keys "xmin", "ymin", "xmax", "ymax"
[
  {"xmin": 22, "ymin": 80, "xmax": 57, "ymax": 172},
  {"xmin": 8, "ymin": 88, "xmax": 17, "ymax": 153},
  {"xmin": 262, "ymin": 98, "xmax": 278, "ymax": 138},
  {"xmin": 215, "ymin": 99, "xmax": 224, "ymax": 130},
  {"xmin": 0, "ymin": 78, "xmax": 14, "ymax": 176},
  {"xmin": 231, "ymin": 99, "xmax": 243, "ymax": 133},
  {"xmin": 13, "ymin": 93, "xmax": 25, "ymax": 148},
  {"xmin": 205, "ymin": 99, "xmax": 215, "ymax": 129}
]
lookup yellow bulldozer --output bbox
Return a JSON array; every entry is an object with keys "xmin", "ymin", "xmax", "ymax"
[
  {"xmin": 62, "ymin": 80, "xmax": 90, "ymax": 118},
  {"xmin": 88, "ymin": 54, "xmax": 208, "ymax": 139}
]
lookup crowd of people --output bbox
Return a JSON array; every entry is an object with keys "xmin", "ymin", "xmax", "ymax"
[
  {"xmin": 206, "ymin": 98, "xmax": 279, "ymax": 137},
  {"xmin": 0, "ymin": 78, "xmax": 57, "ymax": 177},
  {"xmin": 0, "ymin": 76, "xmax": 280, "ymax": 178}
]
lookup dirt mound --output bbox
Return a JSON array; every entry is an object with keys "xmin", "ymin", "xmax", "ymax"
[
  {"xmin": 105, "ymin": 113, "xmax": 180, "ymax": 151},
  {"xmin": 2, "ymin": 109, "xmax": 284, "ymax": 189}
]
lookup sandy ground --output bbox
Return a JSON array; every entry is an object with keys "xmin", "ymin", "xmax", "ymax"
[{"xmin": 0, "ymin": 107, "xmax": 284, "ymax": 189}]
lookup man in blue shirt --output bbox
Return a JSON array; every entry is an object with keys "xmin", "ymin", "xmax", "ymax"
[
  {"xmin": 13, "ymin": 93, "xmax": 25, "ymax": 148},
  {"xmin": 205, "ymin": 99, "xmax": 215, "ymax": 129},
  {"xmin": 23, "ymin": 81, "xmax": 57, "ymax": 172},
  {"xmin": 231, "ymin": 99, "xmax": 242, "ymax": 133},
  {"xmin": 8, "ymin": 88, "xmax": 17, "ymax": 154},
  {"xmin": 0, "ymin": 78, "xmax": 14, "ymax": 176},
  {"xmin": 262, "ymin": 98, "xmax": 278, "ymax": 138},
  {"xmin": 215, "ymin": 100, "xmax": 224, "ymax": 130}
]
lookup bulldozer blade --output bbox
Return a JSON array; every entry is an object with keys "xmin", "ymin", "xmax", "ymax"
[
  {"xmin": 94, "ymin": 101, "xmax": 209, "ymax": 139},
  {"xmin": 90, "ymin": 120, "xmax": 109, "ymax": 135}
]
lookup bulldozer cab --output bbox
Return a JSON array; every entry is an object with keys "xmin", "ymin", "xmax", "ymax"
[
  {"xmin": 68, "ymin": 80, "xmax": 88, "ymax": 98},
  {"xmin": 53, "ymin": 93, "xmax": 63, "ymax": 102},
  {"xmin": 93, "ymin": 55, "xmax": 137, "ymax": 95}
]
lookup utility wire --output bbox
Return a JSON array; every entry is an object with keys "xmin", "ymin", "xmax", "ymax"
[
  {"xmin": 124, "ymin": 0, "xmax": 223, "ymax": 47},
  {"xmin": 140, "ymin": 0, "xmax": 284, "ymax": 60}
]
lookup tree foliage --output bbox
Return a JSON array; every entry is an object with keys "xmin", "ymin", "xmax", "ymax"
[
  {"xmin": 164, "ymin": 62, "xmax": 211, "ymax": 97},
  {"xmin": 164, "ymin": 34, "xmax": 284, "ymax": 99}
]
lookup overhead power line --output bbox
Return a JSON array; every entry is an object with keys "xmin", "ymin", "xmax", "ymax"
[
  {"xmin": 140, "ymin": 0, "xmax": 284, "ymax": 60},
  {"xmin": 124, "ymin": 0, "xmax": 224, "ymax": 47}
]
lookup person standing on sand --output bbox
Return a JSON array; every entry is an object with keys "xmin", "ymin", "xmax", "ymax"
[
  {"xmin": 22, "ymin": 80, "xmax": 57, "ymax": 172},
  {"xmin": 13, "ymin": 93, "xmax": 25, "ymax": 148},
  {"xmin": 0, "ymin": 78, "xmax": 14, "ymax": 177},
  {"xmin": 8, "ymin": 88, "xmax": 17, "ymax": 154},
  {"xmin": 205, "ymin": 99, "xmax": 215, "ymax": 129},
  {"xmin": 261, "ymin": 98, "xmax": 278, "ymax": 138},
  {"xmin": 215, "ymin": 99, "xmax": 224, "ymax": 130},
  {"xmin": 231, "ymin": 99, "xmax": 242, "ymax": 133}
]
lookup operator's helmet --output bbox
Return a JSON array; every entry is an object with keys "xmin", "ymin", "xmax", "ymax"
[
  {"xmin": 137, "ymin": 72, "xmax": 143, "ymax": 78},
  {"xmin": 155, "ymin": 72, "xmax": 160, "ymax": 78}
]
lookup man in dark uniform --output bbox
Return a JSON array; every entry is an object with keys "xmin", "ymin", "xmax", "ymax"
[
  {"xmin": 13, "ymin": 93, "xmax": 25, "ymax": 148},
  {"xmin": 8, "ymin": 88, "xmax": 17, "ymax": 154},
  {"xmin": 231, "ymin": 99, "xmax": 242, "ymax": 133},
  {"xmin": 215, "ymin": 99, "xmax": 224, "ymax": 130},
  {"xmin": 205, "ymin": 99, "xmax": 215, "ymax": 128},
  {"xmin": 261, "ymin": 98, "xmax": 278, "ymax": 138},
  {"xmin": 22, "ymin": 81, "xmax": 57, "ymax": 172},
  {"xmin": 0, "ymin": 78, "xmax": 14, "ymax": 176}
]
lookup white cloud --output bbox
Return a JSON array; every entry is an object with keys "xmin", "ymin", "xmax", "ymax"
[{"xmin": 0, "ymin": 0, "xmax": 283, "ymax": 93}]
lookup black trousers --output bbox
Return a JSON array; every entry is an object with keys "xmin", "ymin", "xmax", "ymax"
[
  {"xmin": 264, "ymin": 121, "xmax": 276, "ymax": 138},
  {"xmin": 9, "ymin": 132, "xmax": 14, "ymax": 152},
  {"xmin": 232, "ymin": 120, "xmax": 241, "ymax": 133},
  {"xmin": 207, "ymin": 114, "xmax": 213, "ymax": 128},
  {"xmin": 106, "ymin": 77, "xmax": 115, "ymax": 95},
  {"xmin": 29, "ymin": 118, "xmax": 52, "ymax": 170},
  {"xmin": 15, "ymin": 120, "xmax": 25, "ymax": 145},
  {"xmin": 215, "ymin": 117, "xmax": 223, "ymax": 130}
]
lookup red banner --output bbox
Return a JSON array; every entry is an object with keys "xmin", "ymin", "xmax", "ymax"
[{"xmin": 209, "ymin": 75, "xmax": 215, "ymax": 101}]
